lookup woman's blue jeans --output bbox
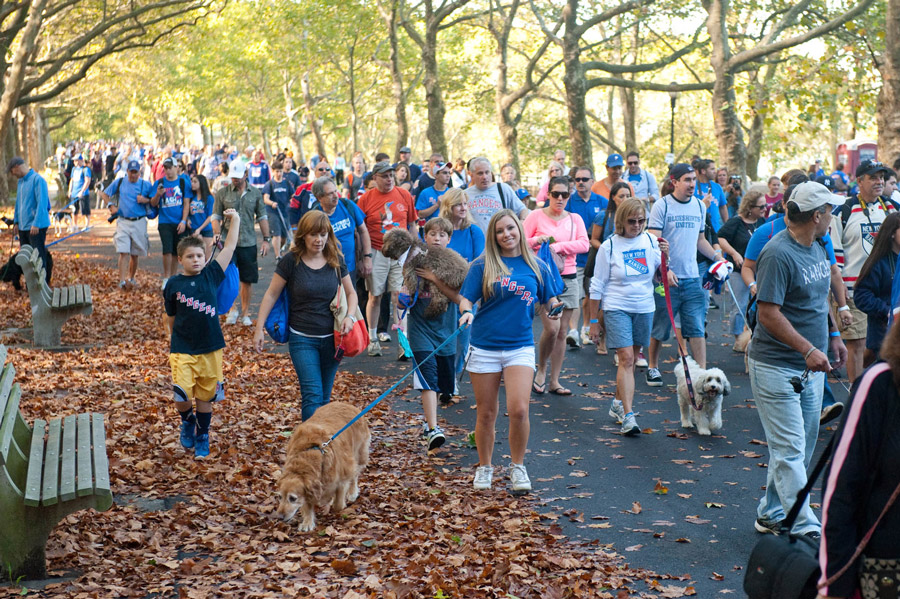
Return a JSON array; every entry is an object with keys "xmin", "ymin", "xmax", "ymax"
[{"xmin": 288, "ymin": 332, "xmax": 340, "ymax": 421}]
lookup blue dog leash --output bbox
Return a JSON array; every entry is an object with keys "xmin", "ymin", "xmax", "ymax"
[{"xmin": 320, "ymin": 323, "xmax": 467, "ymax": 451}]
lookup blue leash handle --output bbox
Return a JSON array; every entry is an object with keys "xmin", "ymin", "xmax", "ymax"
[{"xmin": 321, "ymin": 323, "xmax": 467, "ymax": 450}]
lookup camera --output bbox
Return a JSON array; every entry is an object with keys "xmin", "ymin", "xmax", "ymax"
[
  {"xmin": 730, "ymin": 175, "xmax": 742, "ymax": 191},
  {"xmin": 107, "ymin": 202, "xmax": 118, "ymax": 223}
]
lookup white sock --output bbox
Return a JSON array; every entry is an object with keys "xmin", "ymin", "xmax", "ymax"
[{"xmin": 369, "ymin": 327, "xmax": 376, "ymax": 341}]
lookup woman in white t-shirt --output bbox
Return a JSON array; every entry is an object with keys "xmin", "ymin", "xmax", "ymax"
[{"xmin": 589, "ymin": 198, "xmax": 668, "ymax": 436}]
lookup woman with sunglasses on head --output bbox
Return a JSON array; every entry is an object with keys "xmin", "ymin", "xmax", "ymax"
[
  {"xmin": 459, "ymin": 209, "xmax": 561, "ymax": 493},
  {"xmin": 589, "ymin": 198, "xmax": 667, "ymax": 435},
  {"xmin": 716, "ymin": 190, "xmax": 768, "ymax": 350},
  {"xmin": 524, "ymin": 176, "xmax": 590, "ymax": 396},
  {"xmin": 535, "ymin": 161, "xmax": 565, "ymax": 208}
]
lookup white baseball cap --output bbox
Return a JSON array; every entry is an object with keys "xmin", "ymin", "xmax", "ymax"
[
  {"xmin": 229, "ymin": 160, "xmax": 246, "ymax": 178},
  {"xmin": 787, "ymin": 181, "xmax": 846, "ymax": 212}
]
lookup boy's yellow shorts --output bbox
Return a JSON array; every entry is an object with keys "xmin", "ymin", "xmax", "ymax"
[{"xmin": 169, "ymin": 350, "xmax": 223, "ymax": 402}]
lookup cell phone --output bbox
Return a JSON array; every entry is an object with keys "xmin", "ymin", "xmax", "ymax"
[{"xmin": 548, "ymin": 303, "xmax": 564, "ymax": 317}]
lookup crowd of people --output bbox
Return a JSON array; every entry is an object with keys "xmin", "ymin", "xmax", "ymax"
[{"xmin": 13, "ymin": 139, "xmax": 900, "ymax": 598}]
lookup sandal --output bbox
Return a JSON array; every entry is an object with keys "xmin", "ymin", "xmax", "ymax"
[
  {"xmin": 549, "ymin": 386, "xmax": 572, "ymax": 396},
  {"xmin": 532, "ymin": 380, "xmax": 546, "ymax": 394}
]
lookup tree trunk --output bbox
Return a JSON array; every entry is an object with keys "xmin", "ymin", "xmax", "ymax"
[
  {"xmin": 422, "ymin": 29, "xmax": 447, "ymax": 157},
  {"xmin": 562, "ymin": 0, "xmax": 593, "ymax": 171},
  {"xmin": 301, "ymin": 73, "xmax": 327, "ymax": 160},
  {"xmin": 282, "ymin": 73, "xmax": 304, "ymax": 158},
  {"xmin": 493, "ymin": 17, "xmax": 519, "ymax": 172},
  {"xmin": 745, "ymin": 63, "xmax": 777, "ymax": 180},
  {"xmin": 382, "ymin": 2, "xmax": 408, "ymax": 161},
  {"xmin": 260, "ymin": 127, "xmax": 271, "ymax": 158},
  {"xmin": 706, "ymin": 0, "xmax": 747, "ymax": 178},
  {"xmin": 877, "ymin": 0, "xmax": 900, "ymax": 162}
]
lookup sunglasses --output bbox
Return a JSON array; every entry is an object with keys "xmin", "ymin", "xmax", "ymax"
[
  {"xmin": 627, "ymin": 218, "xmax": 646, "ymax": 226},
  {"xmin": 550, "ymin": 191, "xmax": 570, "ymax": 199},
  {"xmin": 754, "ymin": 204, "xmax": 767, "ymax": 209},
  {"xmin": 627, "ymin": 161, "xmax": 639, "ymax": 166},
  {"xmin": 574, "ymin": 177, "xmax": 591, "ymax": 183}
]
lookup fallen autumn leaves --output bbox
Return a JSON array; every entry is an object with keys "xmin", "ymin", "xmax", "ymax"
[{"xmin": 0, "ymin": 254, "xmax": 679, "ymax": 598}]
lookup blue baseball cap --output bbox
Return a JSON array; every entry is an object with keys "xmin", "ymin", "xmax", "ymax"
[
  {"xmin": 515, "ymin": 188, "xmax": 531, "ymax": 200},
  {"xmin": 126, "ymin": 160, "xmax": 141, "ymax": 171},
  {"xmin": 606, "ymin": 153, "xmax": 624, "ymax": 167}
]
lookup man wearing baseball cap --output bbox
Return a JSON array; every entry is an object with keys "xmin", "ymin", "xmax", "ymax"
[
  {"xmin": 151, "ymin": 156, "xmax": 194, "ymax": 288},
  {"xmin": 9, "ymin": 157, "xmax": 52, "ymax": 282},
  {"xmin": 67, "ymin": 153, "xmax": 93, "ymax": 230},
  {"xmin": 101, "ymin": 160, "xmax": 156, "ymax": 290},
  {"xmin": 591, "ymin": 153, "xmax": 635, "ymax": 200},
  {"xmin": 396, "ymin": 146, "xmax": 421, "ymax": 183},
  {"xmin": 829, "ymin": 159, "xmax": 899, "ymax": 381},
  {"xmin": 749, "ymin": 181, "xmax": 847, "ymax": 538}
]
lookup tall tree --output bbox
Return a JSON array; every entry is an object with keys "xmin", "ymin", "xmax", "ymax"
[{"xmin": 878, "ymin": 0, "xmax": 900, "ymax": 162}]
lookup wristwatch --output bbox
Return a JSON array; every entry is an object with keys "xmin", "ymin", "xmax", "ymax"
[
  {"xmin": 364, "ymin": 252, "xmax": 373, "ymax": 258},
  {"xmin": 263, "ymin": 236, "xmax": 272, "ymax": 242}
]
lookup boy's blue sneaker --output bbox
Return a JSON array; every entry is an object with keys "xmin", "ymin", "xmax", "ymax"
[
  {"xmin": 180, "ymin": 420, "xmax": 196, "ymax": 450},
  {"xmin": 194, "ymin": 434, "xmax": 210, "ymax": 459}
]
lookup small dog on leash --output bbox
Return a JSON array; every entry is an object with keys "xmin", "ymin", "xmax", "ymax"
[
  {"xmin": 674, "ymin": 356, "xmax": 731, "ymax": 436},
  {"xmin": 275, "ymin": 402, "xmax": 370, "ymax": 532},
  {"xmin": 51, "ymin": 209, "xmax": 75, "ymax": 237}
]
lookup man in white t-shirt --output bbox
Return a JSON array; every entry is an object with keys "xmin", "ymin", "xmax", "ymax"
[{"xmin": 464, "ymin": 157, "xmax": 528, "ymax": 232}]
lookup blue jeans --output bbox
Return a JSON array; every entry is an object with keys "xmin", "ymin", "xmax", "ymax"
[
  {"xmin": 288, "ymin": 333, "xmax": 340, "ymax": 421},
  {"xmin": 748, "ymin": 357, "xmax": 824, "ymax": 534}
]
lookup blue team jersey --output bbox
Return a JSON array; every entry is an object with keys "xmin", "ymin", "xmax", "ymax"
[
  {"xmin": 447, "ymin": 226, "xmax": 485, "ymax": 263},
  {"xmin": 566, "ymin": 192, "xmax": 608, "ymax": 267},
  {"xmin": 262, "ymin": 177, "xmax": 295, "ymax": 210},
  {"xmin": 247, "ymin": 161, "xmax": 270, "ymax": 189},
  {"xmin": 319, "ymin": 199, "xmax": 366, "ymax": 273},
  {"xmin": 460, "ymin": 255, "xmax": 554, "ymax": 351},
  {"xmin": 189, "ymin": 194, "xmax": 213, "ymax": 233},
  {"xmin": 415, "ymin": 186, "xmax": 448, "ymax": 220},
  {"xmin": 152, "ymin": 175, "xmax": 194, "ymax": 224}
]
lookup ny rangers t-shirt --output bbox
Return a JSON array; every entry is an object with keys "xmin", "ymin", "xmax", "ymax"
[{"xmin": 164, "ymin": 261, "xmax": 226, "ymax": 355}]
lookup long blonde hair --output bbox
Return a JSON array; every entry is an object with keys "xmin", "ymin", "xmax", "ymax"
[
  {"xmin": 439, "ymin": 187, "xmax": 475, "ymax": 229},
  {"xmin": 291, "ymin": 211, "xmax": 342, "ymax": 269},
  {"xmin": 481, "ymin": 209, "xmax": 542, "ymax": 299}
]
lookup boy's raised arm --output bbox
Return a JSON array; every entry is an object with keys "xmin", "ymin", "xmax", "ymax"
[{"xmin": 215, "ymin": 209, "xmax": 240, "ymax": 270}]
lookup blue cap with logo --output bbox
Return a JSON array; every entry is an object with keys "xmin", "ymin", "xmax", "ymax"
[
  {"xmin": 606, "ymin": 153, "xmax": 624, "ymax": 167},
  {"xmin": 515, "ymin": 188, "xmax": 531, "ymax": 201},
  {"xmin": 127, "ymin": 160, "xmax": 141, "ymax": 172}
]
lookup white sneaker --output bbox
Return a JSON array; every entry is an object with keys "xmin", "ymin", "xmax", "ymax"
[
  {"xmin": 367, "ymin": 341, "xmax": 382, "ymax": 357},
  {"xmin": 635, "ymin": 351, "xmax": 648, "ymax": 368},
  {"xmin": 609, "ymin": 399, "xmax": 625, "ymax": 423},
  {"xmin": 565, "ymin": 329, "xmax": 581, "ymax": 348},
  {"xmin": 614, "ymin": 353, "xmax": 619, "ymax": 366},
  {"xmin": 241, "ymin": 315, "xmax": 253, "ymax": 326},
  {"xmin": 580, "ymin": 329, "xmax": 594, "ymax": 346},
  {"xmin": 225, "ymin": 309, "xmax": 239, "ymax": 325},
  {"xmin": 424, "ymin": 426, "xmax": 446, "ymax": 451},
  {"xmin": 509, "ymin": 463, "xmax": 532, "ymax": 493},
  {"xmin": 377, "ymin": 332, "xmax": 392, "ymax": 343},
  {"xmin": 621, "ymin": 413, "xmax": 641, "ymax": 436},
  {"xmin": 161, "ymin": 277, "xmax": 169, "ymax": 290},
  {"xmin": 473, "ymin": 465, "xmax": 493, "ymax": 490}
]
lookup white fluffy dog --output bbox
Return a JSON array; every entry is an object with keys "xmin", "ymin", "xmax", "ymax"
[{"xmin": 674, "ymin": 356, "xmax": 731, "ymax": 436}]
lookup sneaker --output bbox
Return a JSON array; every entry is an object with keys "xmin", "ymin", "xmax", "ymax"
[
  {"xmin": 425, "ymin": 426, "xmax": 446, "ymax": 451},
  {"xmin": 161, "ymin": 277, "xmax": 169, "ymax": 290},
  {"xmin": 754, "ymin": 517, "xmax": 783, "ymax": 535},
  {"xmin": 820, "ymin": 402, "xmax": 844, "ymax": 425},
  {"xmin": 565, "ymin": 329, "xmax": 581, "ymax": 348},
  {"xmin": 439, "ymin": 393, "xmax": 454, "ymax": 406},
  {"xmin": 241, "ymin": 315, "xmax": 253, "ymax": 326},
  {"xmin": 646, "ymin": 368, "xmax": 663, "ymax": 387},
  {"xmin": 608, "ymin": 399, "xmax": 625, "ymax": 423},
  {"xmin": 473, "ymin": 465, "xmax": 494, "ymax": 490},
  {"xmin": 613, "ymin": 353, "xmax": 619, "ymax": 366},
  {"xmin": 367, "ymin": 341, "xmax": 382, "ymax": 357},
  {"xmin": 128, "ymin": 278, "xmax": 138, "ymax": 289},
  {"xmin": 580, "ymin": 330, "xmax": 594, "ymax": 346},
  {"xmin": 509, "ymin": 463, "xmax": 532, "ymax": 493},
  {"xmin": 635, "ymin": 352, "xmax": 648, "ymax": 368},
  {"xmin": 621, "ymin": 413, "xmax": 641, "ymax": 436},
  {"xmin": 118, "ymin": 280, "xmax": 127, "ymax": 290},
  {"xmin": 709, "ymin": 296, "xmax": 720, "ymax": 309},
  {"xmin": 225, "ymin": 309, "xmax": 239, "ymax": 325},
  {"xmin": 378, "ymin": 332, "xmax": 392, "ymax": 343},
  {"xmin": 194, "ymin": 433, "xmax": 210, "ymax": 459},
  {"xmin": 179, "ymin": 419, "xmax": 196, "ymax": 449}
]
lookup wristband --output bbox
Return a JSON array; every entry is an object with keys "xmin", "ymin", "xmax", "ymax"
[
  {"xmin": 749, "ymin": 281, "xmax": 757, "ymax": 288},
  {"xmin": 589, "ymin": 319, "xmax": 599, "ymax": 324},
  {"xmin": 830, "ymin": 331, "xmax": 841, "ymax": 338},
  {"xmin": 364, "ymin": 252, "xmax": 373, "ymax": 258},
  {"xmin": 804, "ymin": 346, "xmax": 817, "ymax": 360},
  {"xmin": 837, "ymin": 305, "xmax": 850, "ymax": 312},
  {"xmin": 179, "ymin": 219, "xmax": 186, "ymax": 224},
  {"xmin": 462, "ymin": 309, "xmax": 473, "ymax": 316}
]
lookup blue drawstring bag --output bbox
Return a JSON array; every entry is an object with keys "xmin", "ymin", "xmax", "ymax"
[
  {"xmin": 537, "ymin": 242, "xmax": 565, "ymax": 296},
  {"xmin": 265, "ymin": 287, "xmax": 290, "ymax": 343},
  {"xmin": 217, "ymin": 262, "xmax": 239, "ymax": 314}
]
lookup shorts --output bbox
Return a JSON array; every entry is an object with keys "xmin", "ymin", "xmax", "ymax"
[
  {"xmin": 557, "ymin": 276, "xmax": 580, "ymax": 310},
  {"xmin": 79, "ymin": 195, "xmax": 91, "ymax": 216},
  {"xmin": 412, "ymin": 352, "xmax": 455, "ymax": 394},
  {"xmin": 267, "ymin": 206, "xmax": 288, "ymax": 238},
  {"xmin": 466, "ymin": 345, "xmax": 535, "ymax": 374},
  {"xmin": 575, "ymin": 266, "xmax": 586, "ymax": 302},
  {"xmin": 366, "ymin": 249, "xmax": 402, "ymax": 297},
  {"xmin": 233, "ymin": 245, "xmax": 259, "ymax": 284},
  {"xmin": 651, "ymin": 277, "xmax": 707, "ymax": 340},
  {"xmin": 604, "ymin": 310, "xmax": 652, "ymax": 349},
  {"xmin": 835, "ymin": 296, "xmax": 867, "ymax": 341},
  {"xmin": 113, "ymin": 217, "xmax": 149, "ymax": 256},
  {"xmin": 200, "ymin": 229, "xmax": 214, "ymax": 239},
  {"xmin": 170, "ymin": 349, "xmax": 224, "ymax": 402},
  {"xmin": 158, "ymin": 222, "xmax": 187, "ymax": 255}
]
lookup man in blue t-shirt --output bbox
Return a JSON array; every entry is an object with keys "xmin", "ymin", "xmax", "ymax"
[
  {"xmin": 68, "ymin": 154, "xmax": 93, "ymax": 230},
  {"xmin": 693, "ymin": 158, "xmax": 727, "ymax": 231},
  {"xmin": 101, "ymin": 160, "xmax": 156, "ymax": 290},
  {"xmin": 262, "ymin": 160, "xmax": 295, "ymax": 259},
  {"xmin": 150, "ymin": 156, "xmax": 193, "ymax": 287},
  {"xmin": 415, "ymin": 161, "xmax": 452, "ymax": 222},
  {"xmin": 566, "ymin": 165, "xmax": 608, "ymax": 346},
  {"xmin": 313, "ymin": 177, "xmax": 373, "ymax": 281}
]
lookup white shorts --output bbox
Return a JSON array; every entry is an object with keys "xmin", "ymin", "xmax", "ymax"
[
  {"xmin": 113, "ymin": 217, "xmax": 149, "ymax": 256},
  {"xmin": 466, "ymin": 345, "xmax": 535, "ymax": 374},
  {"xmin": 366, "ymin": 249, "xmax": 402, "ymax": 297}
]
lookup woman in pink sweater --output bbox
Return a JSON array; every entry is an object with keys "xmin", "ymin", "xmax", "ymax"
[{"xmin": 524, "ymin": 176, "xmax": 590, "ymax": 395}]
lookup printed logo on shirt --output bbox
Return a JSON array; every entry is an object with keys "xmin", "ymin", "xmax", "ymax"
[
  {"xmin": 332, "ymin": 216, "xmax": 353, "ymax": 234},
  {"xmin": 623, "ymin": 249, "xmax": 649, "ymax": 276},
  {"xmin": 175, "ymin": 291, "xmax": 216, "ymax": 316},
  {"xmin": 801, "ymin": 260, "xmax": 831, "ymax": 285},
  {"xmin": 380, "ymin": 202, "xmax": 400, "ymax": 233},
  {"xmin": 190, "ymin": 198, "xmax": 205, "ymax": 215},
  {"xmin": 498, "ymin": 275, "xmax": 535, "ymax": 306},
  {"xmin": 161, "ymin": 183, "xmax": 184, "ymax": 209},
  {"xmin": 860, "ymin": 222, "xmax": 879, "ymax": 255},
  {"xmin": 668, "ymin": 214, "xmax": 702, "ymax": 229}
]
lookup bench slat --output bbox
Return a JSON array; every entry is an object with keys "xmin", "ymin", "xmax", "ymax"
[
  {"xmin": 0, "ymin": 363, "xmax": 16, "ymax": 463},
  {"xmin": 83, "ymin": 285, "xmax": 92, "ymax": 305},
  {"xmin": 41, "ymin": 418, "xmax": 61, "ymax": 506},
  {"xmin": 76, "ymin": 413, "xmax": 92, "ymax": 497},
  {"xmin": 68, "ymin": 286, "xmax": 77, "ymax": 306},
  {"xmin": 91, "ymin": 413, "xmax": 110, "ymax": 496},
  {"xmin": 24, "ymin": 419, "xmax": 46, "ymax": 506},
  {"xmin": 73, "ymin": 285, "xmax": 81, "ymax": 305},
  {"xmin": 0, "ymin": 385, "xmax": 27, "ymax": 493},
  {"xmin": 0, "ymin": 345, "xmax": 7, "ymax": 368},
  {"xmin": 51, "ymin": 287, "xmax": 61, "ymax": 308},
  {"xmin": 59, "ymin": 286, "xmax": 69, "ymax": 307},
  {"xmin": 59, "ymin": 414, "xmax": 76, "ymax": 501}
]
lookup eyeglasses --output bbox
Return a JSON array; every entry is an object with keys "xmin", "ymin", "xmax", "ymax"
[
  {"xmin": 574, "ymin": 177, "xmax": 591, "ymax": 183},
  {"xmin": 627, "ymin": 218, "xmax": 646, "ymax": 226},
  {"xmin": 316, "ymin": 167, "xmax": 328, "ymax": 172},
  {"xmin": 627, "ymin": 161, "xmax": 639, "ymax": 166},
  {"xmin": 754, "ymin": 204, "xmax": 767, "ymax": 209},
  {"xmin": 549, "ymin": 191, "xmax": 570, "ymax": 199}
]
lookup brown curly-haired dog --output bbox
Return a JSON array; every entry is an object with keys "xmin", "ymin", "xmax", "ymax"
[{"xmin": 380, "ymin": 228, "xmax": 469, "ymax": 318}]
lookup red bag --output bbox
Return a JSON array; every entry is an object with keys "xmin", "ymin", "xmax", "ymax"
[{"xmin": 330, "ymin": 273, "xmax": 368, "ymax": 358}]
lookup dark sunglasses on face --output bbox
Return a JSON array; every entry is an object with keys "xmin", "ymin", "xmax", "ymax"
[
  {"xmin": 627, "ymin": 161, "xmax": 639, "ymax": 166},
  {"xmin": 550, "ymin": 191, "xmax": 570, "ymax": 199},
  {"xmin": 574, "ymin": 177, "xmax": 591, "ymax": 182},
  {"xmin": 627, "ymin": 218, "xmax": 646, "ymax": 225},
  {"xmin": 755, "ymin": 204, "xmax": 766, "ymax": 209}
]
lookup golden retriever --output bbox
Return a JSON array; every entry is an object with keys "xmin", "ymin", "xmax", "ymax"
[{"xmin": 276, "ymin": 402, "xmax": 370, "ymax": 531}]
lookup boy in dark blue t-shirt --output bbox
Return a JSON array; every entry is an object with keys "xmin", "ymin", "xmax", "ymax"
[{"xmin": 163, "ymin": 208, "xmax": 240, "ymax": 459}]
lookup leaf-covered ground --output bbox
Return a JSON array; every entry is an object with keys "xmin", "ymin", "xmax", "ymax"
[{"xmin": 0, "ymin": 251, "xmax": 684, "ymax": 598}]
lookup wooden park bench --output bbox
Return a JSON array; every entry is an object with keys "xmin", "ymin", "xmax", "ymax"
[
  {"xmin": 15, "ymin": 244, "xmax": 92, "ymax": 347},
  {"xmin": 0, "ymin": 344, "xmax": 112, "ymax": 579}
]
